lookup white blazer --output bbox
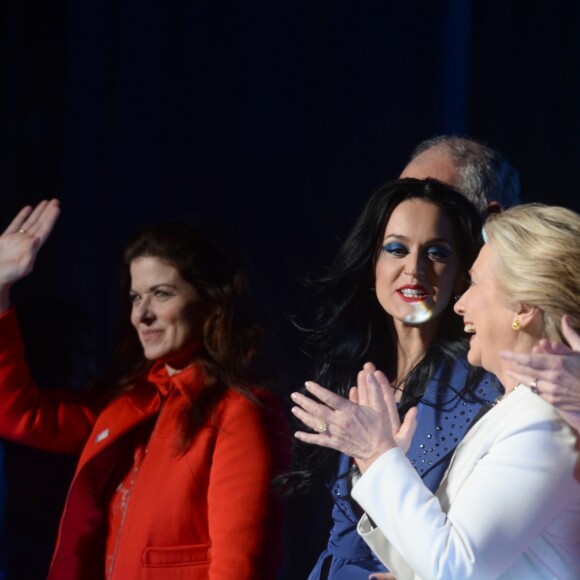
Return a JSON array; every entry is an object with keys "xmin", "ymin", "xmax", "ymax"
[{"xmin": 353, "ymin": 386, "xmax": 580, "ymax": 579}]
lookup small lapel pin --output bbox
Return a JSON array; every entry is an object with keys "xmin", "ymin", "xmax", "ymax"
[{"xmin": 95, "ymin": 428, "xmax": 109, "ymax": 443}]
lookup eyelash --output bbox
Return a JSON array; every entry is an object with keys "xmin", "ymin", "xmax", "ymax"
[
  {"xmin": 382, "ymin": 242, "xmax": 407, "ymax": 257},
  {"xmin": 129, "ymin": 289, "xmax": 173, "ymax": 303},
  {"xmin": 427, "ymin": 247, "xmax": 452, "ymax": 261},
  {"xmin": 382, "ymin": 243, "xmax": 453, "ymax": 262}
]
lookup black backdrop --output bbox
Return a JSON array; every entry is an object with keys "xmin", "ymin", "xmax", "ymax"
[
  {"xmin": 1, "ymin": 1, "xmax": 579, "ymax": 577},
  {"xmin": 3, "ymin": 1, "xmax": 579, "ymax": 366}
]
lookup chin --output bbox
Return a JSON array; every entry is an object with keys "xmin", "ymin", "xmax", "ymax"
[
  {"xmin": 466, "ymin": 350, "xmax": 482, "ymax": 368},
  {"xmin": 143, "ymin": 348, "xmax": 166, "ymax": 362}
]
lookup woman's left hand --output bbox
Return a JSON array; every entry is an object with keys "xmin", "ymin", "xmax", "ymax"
[{"xmin": 291, "ymin": 363, "xmax": 417, "ymax": 473}]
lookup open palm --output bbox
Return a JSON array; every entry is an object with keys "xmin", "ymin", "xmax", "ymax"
[{"xmin": 0, "ymin": 199, "xmax": 60, "ymax": 307}]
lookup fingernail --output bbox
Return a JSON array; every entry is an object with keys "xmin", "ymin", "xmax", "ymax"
[{"xmin": 290, "ymin": 392, "xmax": 298, "ymax": 401}]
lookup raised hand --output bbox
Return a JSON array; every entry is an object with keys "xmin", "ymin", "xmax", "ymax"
[
  {"xmin": 0, "ymin": 199, "xmax": 60, "ymax": 311},
  {"xmin": 361, "ymin": 364, "xmax": 417, "ymax": 455},
  {"xmin": 350, "ymin": 363, "xmax": 417, "ymax": 472}
]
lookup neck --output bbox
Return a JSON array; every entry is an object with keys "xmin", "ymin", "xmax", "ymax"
[
  {"xmin": 498, "ymin": 372, "xmax": 520, "ymax": 394},
  {"xmin": 165, "ymin": 361, "xmax": 194, "ymax": 376},
  {"xmin": 391, "ymin": 318, "xmax": 439, "ymax": 386},
  {"xmin": 495, "ymin": 334, "xmax": 541, "ymax": 393}
]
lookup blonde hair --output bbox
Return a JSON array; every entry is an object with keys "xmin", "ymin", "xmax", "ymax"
[{"xmin": 484, "ymin": 203, "xmax": 580, "ymax": 343}]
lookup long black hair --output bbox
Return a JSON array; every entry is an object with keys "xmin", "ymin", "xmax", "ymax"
[{"xmin": 286, "ymin": 178, "xmax": 486, "ymax": 492}]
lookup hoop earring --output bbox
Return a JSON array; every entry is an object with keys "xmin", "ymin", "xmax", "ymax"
[{"xmin": 511, "ymin": 319, "xmax": 521, "ymax": 331}]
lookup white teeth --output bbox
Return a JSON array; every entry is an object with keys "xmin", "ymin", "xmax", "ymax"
[
  {"xmin": 464, "ymin": 324, "xmax": 476, "ymax": 334},
  {"xmin": 401, "ymin": 289, "xmax": 426, "ymax": 297}
]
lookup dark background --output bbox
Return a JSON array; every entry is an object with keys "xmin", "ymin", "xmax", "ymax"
[
  {"xmin": 1, "ymin": 1, "xmax": 579, "ymax": 578},
  {"xmin": 2, "ymin": 0, "xmax": 579, "ymax": 367}
]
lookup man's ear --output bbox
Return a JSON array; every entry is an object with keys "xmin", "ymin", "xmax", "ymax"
[{"xmin": 485, "ymin": 201, "xmax": 502, "ymax": 216}]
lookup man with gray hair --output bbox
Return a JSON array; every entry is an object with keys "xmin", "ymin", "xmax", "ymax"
[{"xmin": 400, "ymin": 135, "xmax": 521, "ymax": 213}]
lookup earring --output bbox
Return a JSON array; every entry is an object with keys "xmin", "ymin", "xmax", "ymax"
[{"xmin": 511, "ymin": 319, "xmax": 521, "ymax": 331}]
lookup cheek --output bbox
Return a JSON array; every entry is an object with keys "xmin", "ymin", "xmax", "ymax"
[
  {"xmin": 374, "ymin": 260, "xmax": 395, "ymax": 289},
  {"xmin": 172, "ymin": 313, "xmax": 197, "ymax": 343},
  {"xmin": 177, "ymin": 321, "xmax": 193, "ymax": 342}
]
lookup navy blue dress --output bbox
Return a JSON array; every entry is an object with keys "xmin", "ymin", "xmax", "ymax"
[{"xmin": 308, "ymin": 358, "xmax": 502, "ymax": 579}]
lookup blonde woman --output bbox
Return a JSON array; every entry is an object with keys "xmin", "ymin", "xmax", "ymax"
[{"xmin": 291, "ymin": 203, "xmax": 580, "ymax": 579}]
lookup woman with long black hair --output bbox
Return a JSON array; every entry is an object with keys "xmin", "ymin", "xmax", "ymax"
[
  {"xmin": 286, "ymin": 178, "xmax": 502, "ymax": 579},
  {"xmin": 292, "ymin": 203, "xmax": 580, "ymax": 578}
]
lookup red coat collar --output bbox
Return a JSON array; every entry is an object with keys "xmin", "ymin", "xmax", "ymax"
[{"xmin": 146, "ymin": 361, "xmax": 206, "ymax": 398}]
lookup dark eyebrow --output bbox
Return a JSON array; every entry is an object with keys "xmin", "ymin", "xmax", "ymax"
[
  {"xmin": 150, "ymin": 283, "xmax": 178, "ymax": 291},
  {"xmin": 383, "ymin": 234, "xmax": 454, "ymax": 246},
  {"xmin": 129, "ymin": 283, "xmax": 179, "ymax": 294}
]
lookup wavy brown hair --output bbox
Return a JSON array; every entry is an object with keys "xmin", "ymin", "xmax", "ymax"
[{"xmin": 91, "ymin": 221, "xmax": 270, "ymax": 452}]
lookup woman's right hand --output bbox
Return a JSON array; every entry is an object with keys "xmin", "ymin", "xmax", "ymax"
[
  {"xmin": 291, "ymin": 361, "xmax": 417, "ymax": 475},
  {"xmin": 0, "ymin": 199, "xmax": 60, "ymax": 310}
]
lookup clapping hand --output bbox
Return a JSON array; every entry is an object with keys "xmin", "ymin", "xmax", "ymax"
[{"xmin": 291, "ymin": 362, "xmax": 417, "ymax": 473}]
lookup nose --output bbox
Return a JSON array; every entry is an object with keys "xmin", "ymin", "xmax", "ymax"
[
  {"xmin": 133, "ymin": 296, "xmax": 155, "ymax": 324},
  {"xmin": 403, "ymin": 252, "xmax": 426, "ymax": 279},
  {"xmin": 454, "ymin": 291, "xmax": 466, "ymax": 316}
]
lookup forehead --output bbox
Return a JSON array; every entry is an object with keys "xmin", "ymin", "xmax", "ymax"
[
  {"xmin": 384, "ymin": 199, "xmax": 455, "ymax": 241},
  {"xmin": 471, "ymin": 243, "xmax": 495, "ymax": 274},
  {"xmin": 130, "ymin": 256, "xmax": 183, "ymax": 286}
]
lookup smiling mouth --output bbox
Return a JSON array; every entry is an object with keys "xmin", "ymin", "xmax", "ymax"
[
  {"xmin": 140, "ymin": 330, "xmax": 163, "ymax": 342},
  {"xmin": 464, "ymin": 323, "xmax": 476, "ymax": 334},
  {"xmin": 398, "ymin": 286, "xmax": 429, "ymax": 303}
]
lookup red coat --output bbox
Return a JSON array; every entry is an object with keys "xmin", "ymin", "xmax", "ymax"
[{"xmin": 0, "ymin": 308, "xmax": 288, "ymax": 579}]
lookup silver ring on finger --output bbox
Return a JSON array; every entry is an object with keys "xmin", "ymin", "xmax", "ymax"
[
  {"xmin": 18, "ymin": 228, "xmax": 26, "ymax": 234},
  {"xmin": 316, "ymin": 421, "xmax": 328, "ymax": 435},
  {"xmin": 530, "ymin": 378, "xmax": 540, "ymax": 395}
]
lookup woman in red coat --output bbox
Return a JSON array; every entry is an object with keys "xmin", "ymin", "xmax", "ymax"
[{"xmin": 0, "ymin": 200, "xmax": 288, "ymax": 579}]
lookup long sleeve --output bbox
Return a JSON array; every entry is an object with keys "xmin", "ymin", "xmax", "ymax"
[
  {"xmin": 0, "ymin": 308, "xmax": 97, "ymax": 454},
  {"xmin": 207, "ymin": 389, "xmax": 289, "ymax": 579},
  {"xmin": 353, "ymin": 387, "xmax": 580, "ymax": 579}
]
